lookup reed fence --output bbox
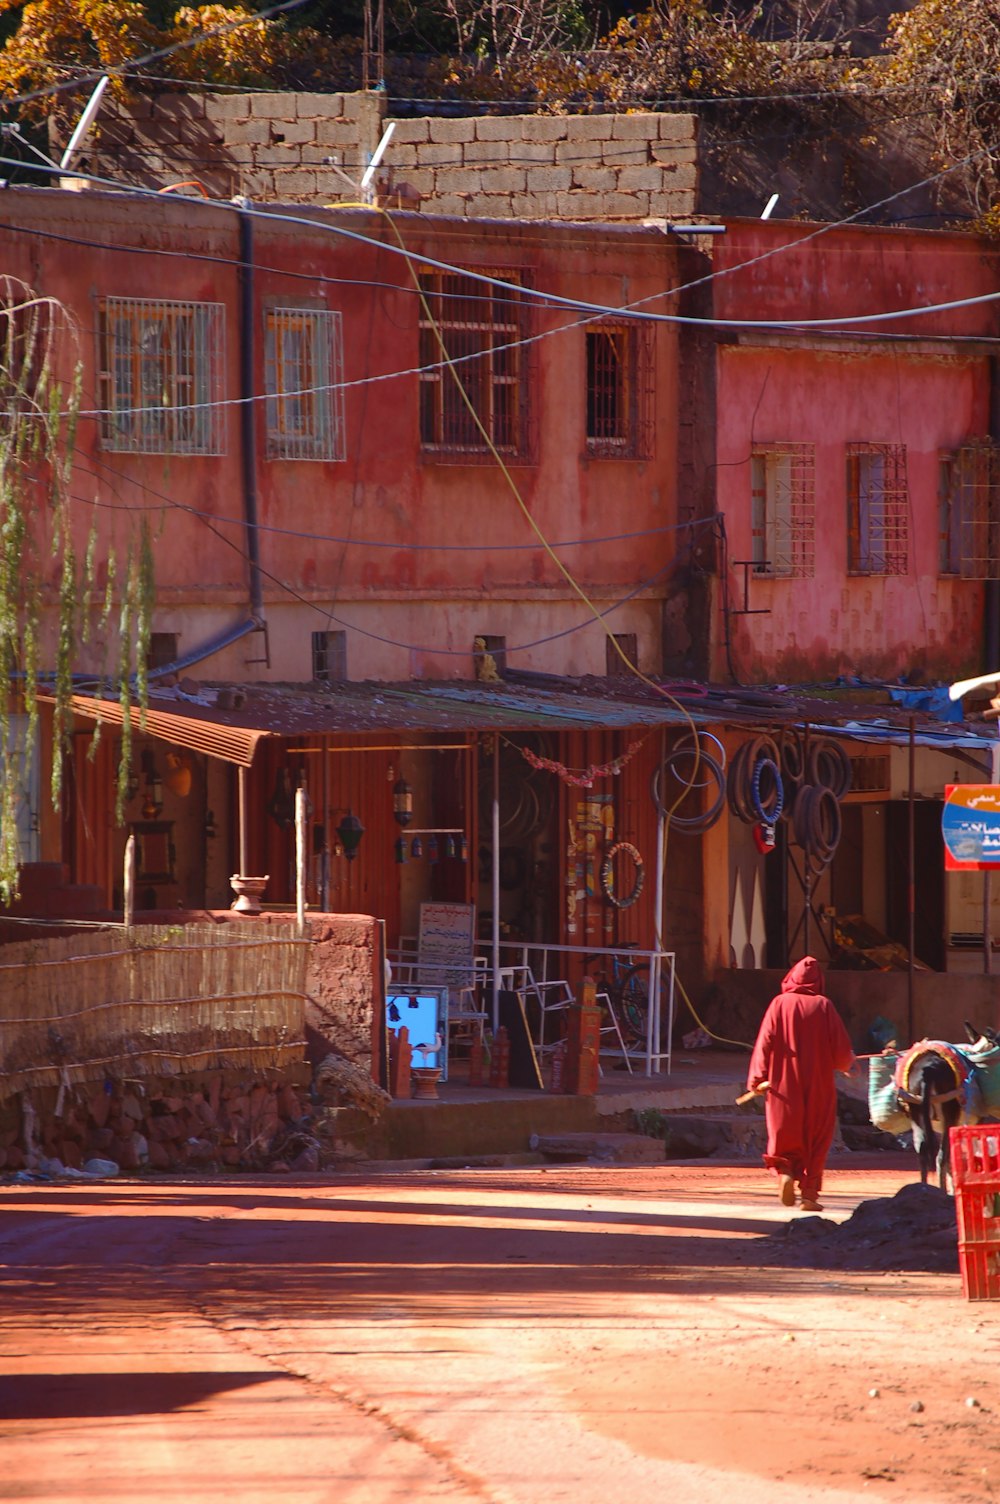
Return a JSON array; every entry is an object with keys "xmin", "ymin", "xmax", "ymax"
[{"xmin": 0, "ymin": 924, "xmax": 309, "ymax": 1102}]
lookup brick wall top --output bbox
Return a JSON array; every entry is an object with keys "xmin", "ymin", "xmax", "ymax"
[{"xmin": 84, "ymin": 91, "xmax": 698, "ymax": 221}]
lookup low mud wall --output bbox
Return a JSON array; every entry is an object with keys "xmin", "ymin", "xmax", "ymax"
[{"xmin": 701, "ymin": 967, "xmax": 1000, "ymax": 1053}]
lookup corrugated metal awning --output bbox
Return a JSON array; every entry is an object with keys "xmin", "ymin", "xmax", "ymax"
[
  {"xmin": 45, "ymin": 694, "xmax": 272, "ymax": 768},
  {"xmin": 40, "ymin": 677, "xmax": 1000, "ymax": 761}
]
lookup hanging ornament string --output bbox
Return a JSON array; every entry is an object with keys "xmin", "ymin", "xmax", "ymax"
[{"xmin": 511, "ymin": 734, "xmax": 649, "ymax": 788}]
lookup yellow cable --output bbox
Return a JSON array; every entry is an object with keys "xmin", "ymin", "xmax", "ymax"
[{"xmin": 333, "ymin": 202, "xmax": 720, "ymax": 1031}]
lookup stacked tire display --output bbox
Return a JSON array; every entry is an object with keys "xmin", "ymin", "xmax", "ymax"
[{"xmin": 725, "ymin": 730, "xmax": 851, "ymax": 872}]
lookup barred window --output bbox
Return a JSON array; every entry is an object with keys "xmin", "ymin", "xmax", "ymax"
[
  {"xmin": 98, "ymin": 297, "xmax": 225, "ymax": 455},
  {"xmin": 750, "ymin": 443, "xmax": 815, "ymax": 577},
  {"xmin": 846, "ymin": 442, "xmax": 908, "ymax": 575},
  {"xmin": 418, "ymin": 271, "xmax": 529, "ymax": 460},
  {"xmin": 940, "ymin": 442, "xmax": 1000, "ymax": 580},
  {"xmin": 585, "ymin": 324, "xmax": 653, "ymax": 460},
  {"xmin": 312, "ymin": 629, "xmax": 347, "ymax": 681},
  {"xmin": 265, "ymin": 307, "xmax": 345, "ymax": 461}
]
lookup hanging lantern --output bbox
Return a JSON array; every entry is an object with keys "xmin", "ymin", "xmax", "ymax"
[
  {"xmin": 267, "ymin": 766, "xmax": 295, "ymax": 829},
  {"xmin": 164, "ymin": 750, "xmax": 193, "ymax": 798},
  {"xmin": 394, "ymin": 835, "xmax": 408, "ymax": 864},
  {"xmin": 445, "ymin": 834, "xmax": 456, "ymax": 859},
  {"xmin": 459, "ymin": 835, "xmax": 468, "ymax": 862},
  {"xmin": 427, "ymin": 834, "xmax": 439, "ymax": 863},
  {"xmin": 335, "ymin": 810, "xmax": 365, "ymax": 861},
  {"xmin": 392, "ymin": 777, "xmax": 413, "ymax": 827},
  {"xmin": 140, "ymin": 750, "xmax": 163, "ymax": 819},
  {"xmin": 411, "ymin": 836, "xmax": 423, "ymax": 858}
]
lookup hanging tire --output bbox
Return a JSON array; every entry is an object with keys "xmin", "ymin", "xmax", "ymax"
[{"xmin": 600, "ymin": 841, "xmax": 645, "ymax": 909}]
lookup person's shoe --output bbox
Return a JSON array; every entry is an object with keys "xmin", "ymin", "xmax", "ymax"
[
  {"xmin": 778, "ymin": 1174, "xmax": 795, "ymax": 1206},
  {"xmin": 799, "ymin": 1197, "xmax": 824, "ymax": 1212}
]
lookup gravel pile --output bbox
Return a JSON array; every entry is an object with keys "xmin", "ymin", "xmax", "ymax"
[{"xmin": 759, "ymin": 1182, "xmax": 960, "ymax": 1274}]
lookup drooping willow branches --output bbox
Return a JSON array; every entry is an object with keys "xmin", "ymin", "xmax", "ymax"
[{"xmin": 0, "ymin": 277, "xmax": 153, "ymax": 903}]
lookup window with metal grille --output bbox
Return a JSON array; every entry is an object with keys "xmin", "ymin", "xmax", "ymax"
[
  {"xmin": 846, "ymin": 442, "xmax": 908, "ymax": 575},
  {"xmin": 750, "ymin": 443, "xmax": 815, "ymax": 577},
  {"xmin": 606, "ymin": 633, "xmax": 637, "ymax": 676},
  {"xmin": 98, "ymin": 297, "xmax": 225, "ymax": 455},
  {"xmin": 312, "ymin": 630, "xmax": 347, "ymax": 682},
  {"xmin": 418, "ymin": 271, "xmax": 529, "ymax": 460},
  {"xmin": 940, "ymin": 441, "xmax": 1000, "ymax": 580},
  {"xmin": 147, "ymin": 632, "xmax": 178, "ymax": 670},
  {"xmin": 265, "ymin": 307, "xmax": 345, "ymax": 461},
  {"xmin": 585, "ymin": 325, "xmax": 652, "ymax": 460}
]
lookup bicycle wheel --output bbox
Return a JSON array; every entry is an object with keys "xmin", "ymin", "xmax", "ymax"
[
  {"xmin": 617, "ymin": 966, "xmax": 651, "ymax": 1049},
  {"xmin": 619, "ymin": 964, "xmax": 674, "ymax": 1050}
]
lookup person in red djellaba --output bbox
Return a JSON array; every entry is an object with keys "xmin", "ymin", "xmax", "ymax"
[{"xmin": 747, "ymin": 956, "xmax": 855, "ymax": 1212}]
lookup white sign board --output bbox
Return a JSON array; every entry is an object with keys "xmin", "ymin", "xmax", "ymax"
[{"xmin": 417, "ymin": 902, "xmax": 476, "ymax": 988}]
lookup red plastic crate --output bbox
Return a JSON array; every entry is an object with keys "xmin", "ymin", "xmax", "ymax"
[{"xmin": 951, "ymin": 1125, "xmax": 1000, "ymax": 1300}]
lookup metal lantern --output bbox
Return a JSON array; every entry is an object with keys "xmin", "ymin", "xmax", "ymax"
[
  {"xmin": 411, "ymin": 836, "xmax": 423, "ymax": 858},
  {"xmin": 459, "ymin": 835, "xmax": 468, "ymax": 862},
  {"xmin": 335, "ymin": 810, "xmax": 365, "ymax": 861},
  {"xmin": 427, "ymin": 834, "xmax": 439, "ymax": 863},
  {"xmin": 392, "ymin": 776, "xmax": 413, "ymax": 827},
  {"xmin": 445, "ymin": 834, "xmax": 457, "ymax": 859},
  {"xmin": 394, "ymin": 835, "xmax": 408, "ymax": 864}
]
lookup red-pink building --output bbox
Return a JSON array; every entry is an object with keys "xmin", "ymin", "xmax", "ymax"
[
  {"xmin": 706, "ymin": 219, "xmax": 999, "ymax": 685},
  {"xmin": 4, "ymin": 189, "xmax": 1000, "ymax": 1011}
]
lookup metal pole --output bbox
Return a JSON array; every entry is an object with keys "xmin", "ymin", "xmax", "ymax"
[
  {"xmin": 491, "ymin": 732, "xmax": 501, "ymax": 1032},
  {"xmin": 907, "ymin": 714, "xmax": 916, "ymax": 1044},
  {"xmin": 295, "ymin": 785, "xmax": 307, "ymax": 937},
  {"xmin": 985, "ymin": 870, "xmax": 993, "ymax": 976}
]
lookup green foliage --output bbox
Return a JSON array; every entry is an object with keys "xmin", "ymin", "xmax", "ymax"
[
  {"xmin": 0, "ymin": 0, "xmax": 347, "ymax": 120},
  {"xmin": 0, "ymin": 281, "xmax": 153, "ymax": 902},
  {"xmin": 867, "ymin": 0, "xmax": 1000, "ymax": 220}
]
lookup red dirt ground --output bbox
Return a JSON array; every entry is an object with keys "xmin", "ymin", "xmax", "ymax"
[{"xmin": 0, "ymin": 1157, "xmax": 997, "ymax": 1503}]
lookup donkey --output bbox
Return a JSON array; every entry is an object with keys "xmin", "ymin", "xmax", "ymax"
[{"xmin": 897, "ymin": 1022, "xmax": 996, "ymax": 1192}]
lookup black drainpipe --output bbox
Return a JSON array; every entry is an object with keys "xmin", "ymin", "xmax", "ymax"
[
  {"xmin": 238, "ymin": 204, "xmax": 268, "ymax": 660},
  {"xmin": 987, "ymin": 356, "xmax": 1000, "ymax": 673}
]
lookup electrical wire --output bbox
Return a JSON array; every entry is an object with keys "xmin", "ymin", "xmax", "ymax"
[
  {"xmin": 70, "ymin": 447, "xmax": 716, "ymax": 552},
  {"xmin": 5, "ymin": 150, "xmax": 998, "ymax": 342},
  {"xmin": 70, "ymin": 441, "xmax": 701, "ymax": 660}
]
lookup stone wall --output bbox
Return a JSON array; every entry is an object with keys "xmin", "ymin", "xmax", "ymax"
[{"xmin": 78, "ymin": 90, "xmax": 698, "ymax": 221}]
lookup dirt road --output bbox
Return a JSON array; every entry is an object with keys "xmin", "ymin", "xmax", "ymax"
[{"xmin": 1, "ymin": 1159, "xmax": 997, "ymax": 1504}]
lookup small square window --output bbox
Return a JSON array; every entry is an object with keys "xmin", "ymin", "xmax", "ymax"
[
  {"xmin": 473, "ymin": 635, "xmax": 506, "ymax": 678},
  {"xmin": 940, "ymin": 442, "xmax": 1000, "ymax": 579},
  {"xmin": 751, "ymin": 444, "xmax": 815, "ymax": 577},
  {"xmin": 147, "ymin": 632, "xmax": 179, "ymax": 670},
  {"xmin": 606, "ymin": 634, "xmax": 637, "ymax": 677},
  {"xmin": 98, "ymin": 297, "xmax": 225, "ymax": 455},
  {"xmin": 312, "ymin": 630, "xmax": 347, "ymax": 682},
  {"xmin": 585, "ymin": 325, "xmax": 652, "ymax": 460},
  {"xmin": 846, "ymin": 443, "xmax": 908, "ymax": 575},
  {"xmin": 265, "ymin": 308, "xmax": 345, "ymax": 461},
  {"xmin": 419, "ymin": 272, "xmax": 531, "ymax": 462}
]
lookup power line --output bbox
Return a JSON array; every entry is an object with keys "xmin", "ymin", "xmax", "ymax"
[{"xmin": 0, "ymin": 154, "xmax": 996, "ymax": 439}]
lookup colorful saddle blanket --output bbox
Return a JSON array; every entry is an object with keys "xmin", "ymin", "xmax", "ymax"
[{"xmin": 868, "ymin": 1038, "xmax": 1000, "ymax": 1135}]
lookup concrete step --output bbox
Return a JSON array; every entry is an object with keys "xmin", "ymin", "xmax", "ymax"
[{"xmin": 529, "ymin": 1130, "xmax": 665, "ymax": 1164}]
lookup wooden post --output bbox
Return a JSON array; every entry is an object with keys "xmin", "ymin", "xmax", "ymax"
[
  {"xmin": 123, "ymin": 833, "xmax": 135, "ymax": 937},
  {"xmin": 295, "ymin": 784, "xmax": 307, "ymax": 937}
]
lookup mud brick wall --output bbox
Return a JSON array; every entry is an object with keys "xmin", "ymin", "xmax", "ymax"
[
  {"xmin": 73, "ymin": 91, "xmax": 697, "ymax": 220},
  {"xmin": 379, "ymin": 111, "xmax": 697, "ymax": 221}
]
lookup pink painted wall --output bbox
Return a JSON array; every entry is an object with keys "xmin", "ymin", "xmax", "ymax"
[
  {"xmin": 0, "ymin": 191, "xmax": 681, "ymax": 685},
  {"xmin": 709, "ymin": 222, "xmax": 999, "ymax": 683}
]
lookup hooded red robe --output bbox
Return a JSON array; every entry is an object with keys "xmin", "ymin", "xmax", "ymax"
[{"xmin": 747, "ymin": 956, "xmax": 855, "ymax": 1199}]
